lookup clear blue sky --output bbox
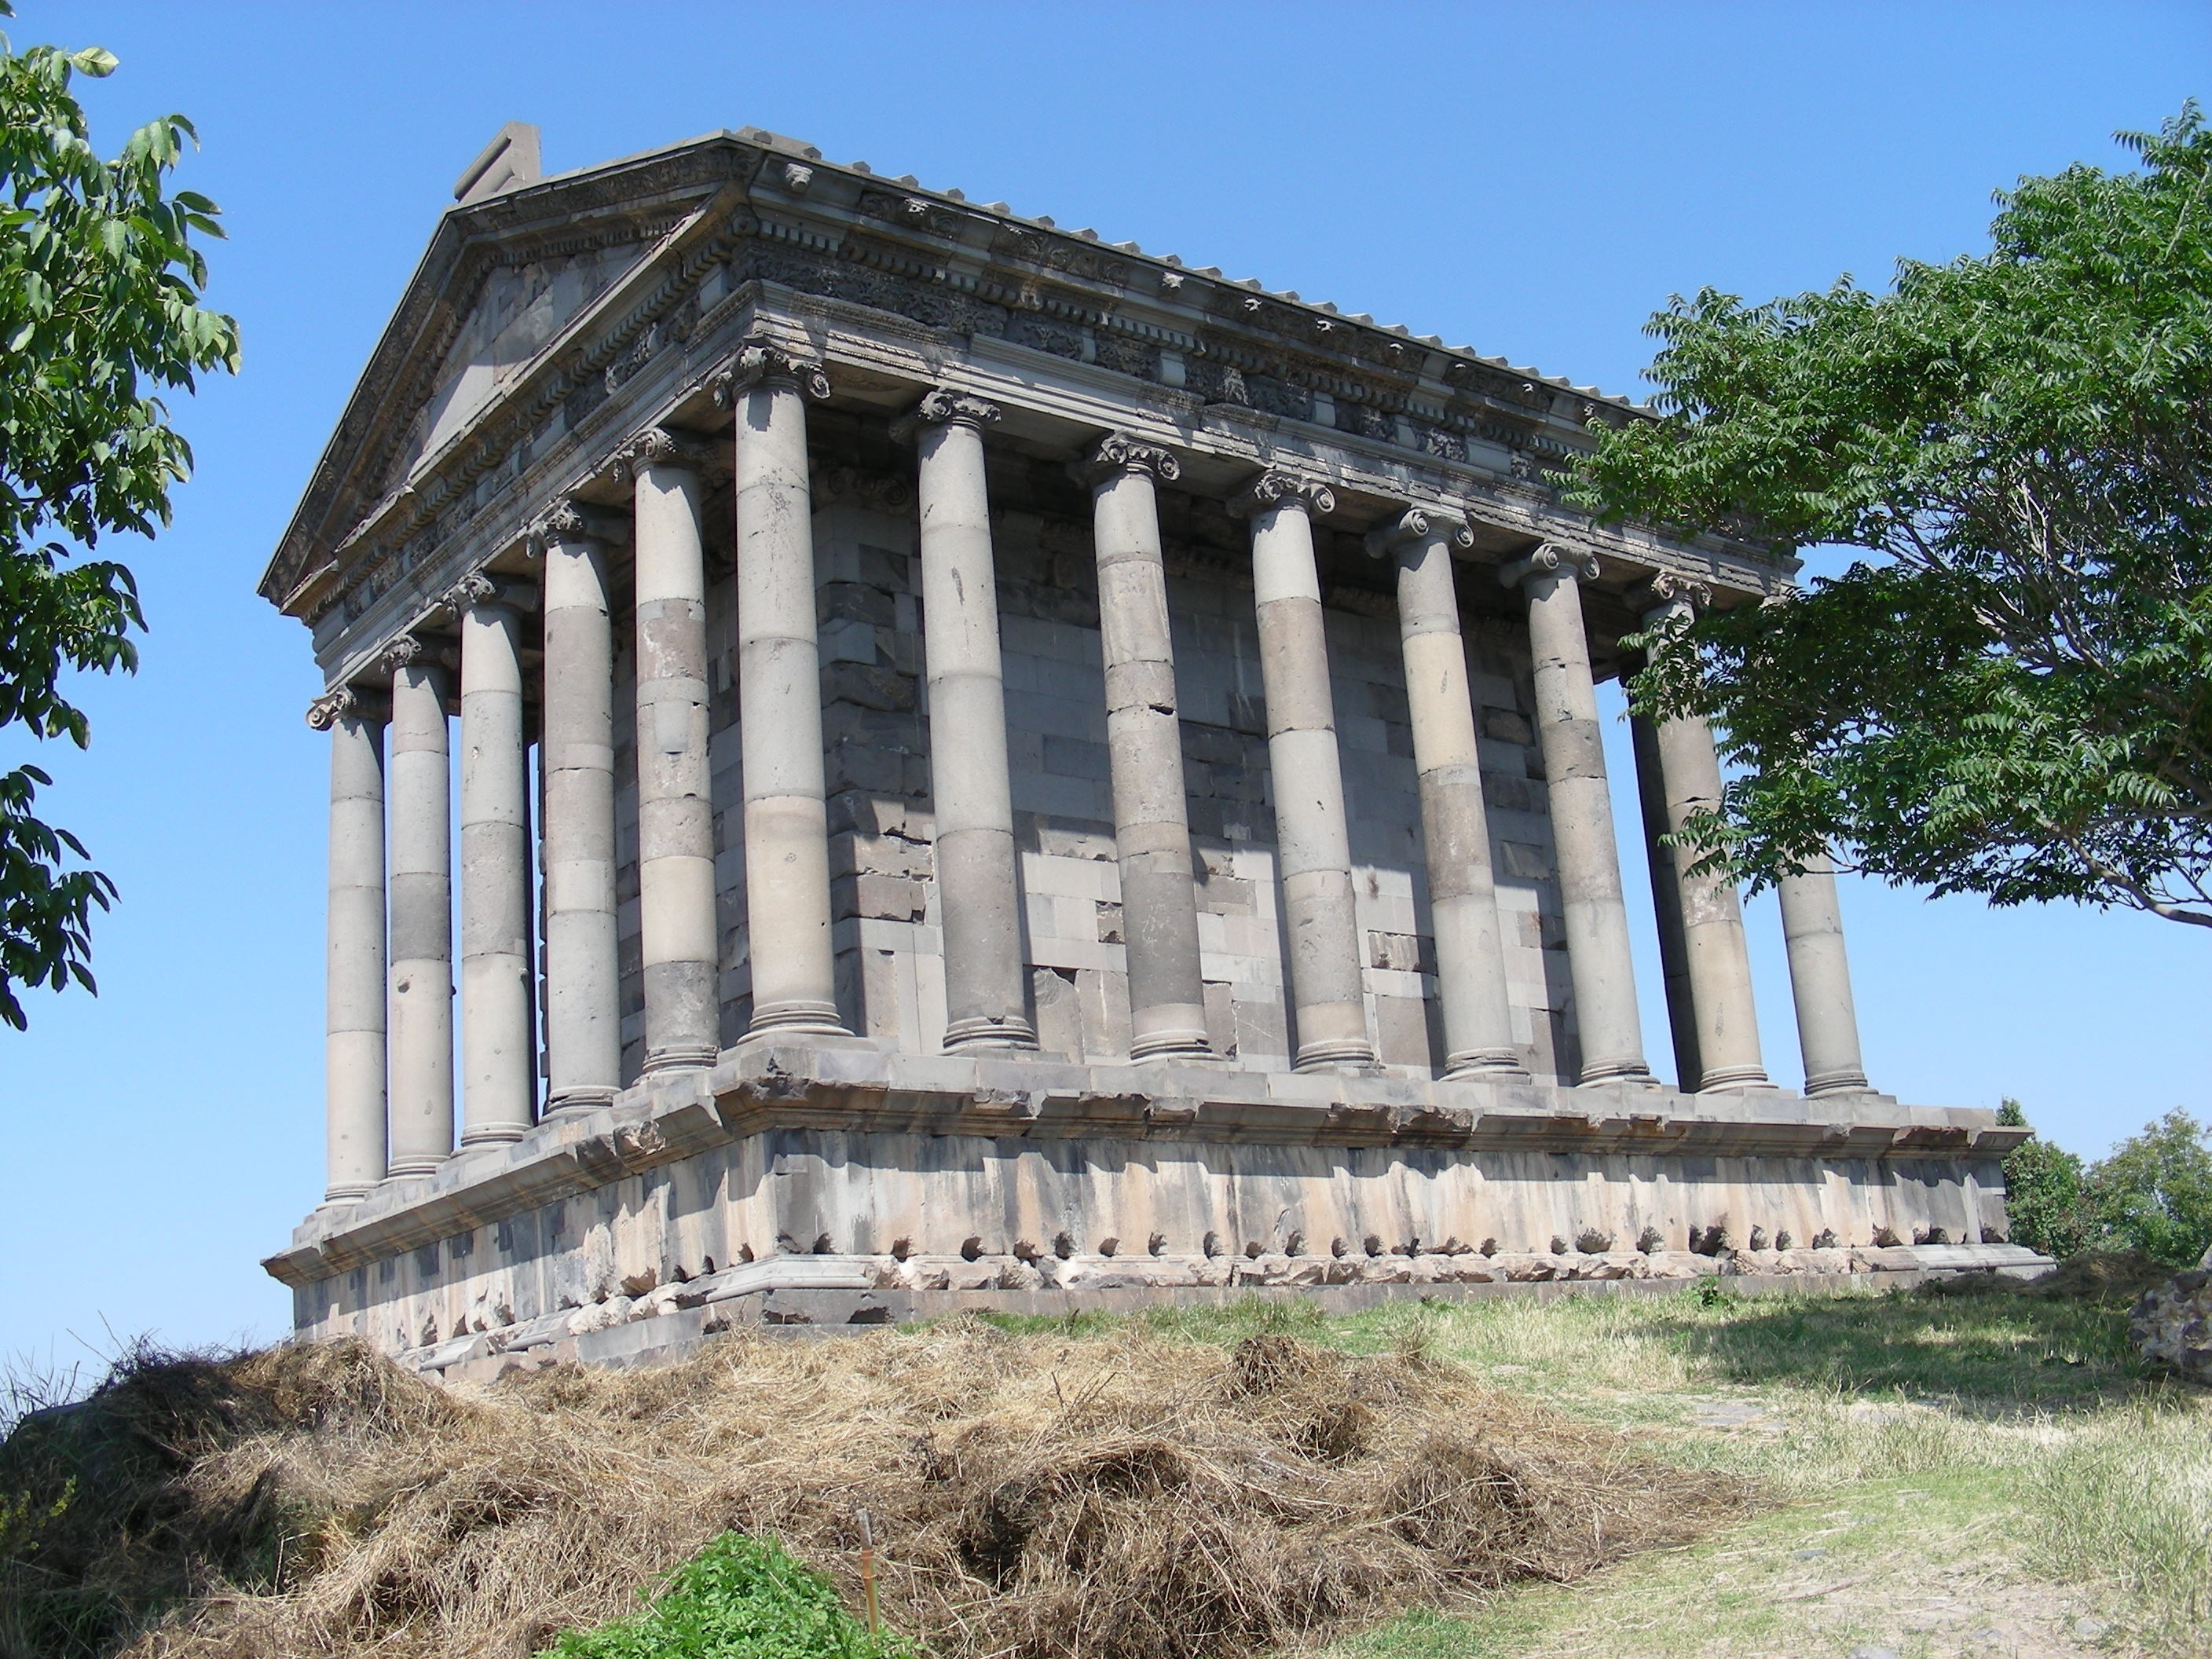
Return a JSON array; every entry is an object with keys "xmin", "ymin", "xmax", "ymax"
[{"xmin": 2, "ymin": 2, "xmax": 2204, "ymax": 1367}]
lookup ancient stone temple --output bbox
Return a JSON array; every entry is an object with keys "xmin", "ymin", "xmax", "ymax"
[{"xmin": 262, "ymin": 124, "xmax": 2042, "ymax": 1373}]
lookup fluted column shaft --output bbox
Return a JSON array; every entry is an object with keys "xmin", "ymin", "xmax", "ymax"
[
  {"xmin": 1368, "ymin": 509, "xmax": 1522, "ymax": 1077},
  {"xmin": 1636, "ymin": 582, "xmax": 1767, "ymax": 1090},
  {"xmin": 1779, "ymin": 851, "xmax": 1873, "ymax": 1094},
  {"xmin": 626, "ymin": 432, "xmax": 721, "ymax": 1070},
  {"xmin": 385, "ymin": 644, "xmax": 454, "ymax": 1174},
  {"xmin": 1233, "ymin": 471, "xmax": 1374, "ymax": 1070},
  {"xmin": 914, "ymin": 390, "xmax": 1035, "ymax": 1049},
  {"xmin": 539, "ymin": 510, "xmax": 622, "ymax": 1108},
  {"xmin": 455, "ymin": 580, "xmax": 536, "ymax": 1143},
  {"xmin": 1080, "ymin": 435, "xmax": 1209, "ymax": 1060},
  {"xmin": 1500, "ymin": 546, "xmax": 1650, "ymax": 1085},
  {"xmin": 315, "ymin": 690, "xmax": 387, "ymax": 1199},
  {"xmin": 728, "ymin": 342, "xmax": 848, "ymax": 1036}
]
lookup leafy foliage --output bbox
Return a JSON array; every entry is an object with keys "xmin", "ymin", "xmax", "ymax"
[
  {"xmin": 2091, "ymin": 1108, "xmax": 2212, "ymax": 1267},
  {"xmin": 1997, "ymin": 1100, "xmax": 2212, "ymax": 1267},
  {"xmin": 0, "ymin": 2, "xmax": 238, "ymax": 1028},
  {"xmin": 538, "ymin": 1532, "xmax": 912, "ymax": 1659},
  {"xmin": 1995, "ymin": 1098, "xmax": 2096, "ymax": 1260},
  {"xmin": 1566, "ymin": 105, "xmax": 2212, "ymax": 928}
]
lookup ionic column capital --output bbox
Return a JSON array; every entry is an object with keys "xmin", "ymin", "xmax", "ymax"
[
  {"xmin": 607, "ymin": 424, "xmax": 715, "ymax": 485},
  {"xmin": 439, "ymin": 569, "xmax": 537, "ymax": 619},
  {"xmin": 1074, "ymin": 431, "xmax": 1181, "ymax": 489},
  {"xmin": 911, "ymin": 386, "xmax": 1002, "ymax": 431},
  {"xmin": 1363, "ymin": 505, "xmax": 1474, "ymax": 559},
  {"xmin": 1229, "ymin": 467, "xmax": 1335, "ymax": 520},
  {"xmin": 713, "ymin": 331, "xmax": 834, "ymax": 403},
  {"xmin": 528, "ymin": 496, "xmax": 631, "ymax": 553},
  {"xmin": 376, "ymin": 632, "xmax": 452, "ymax": 678},
  {"xmin": 1633, "ymin": 567, "xmax": 1713, "ymax": 624},
  {"xmin": 1498, "ymin": 540, "xmax": 1600, "ymax": 589},
  {"xmin": 306, "ymin": 683, "xmax": 390, "ymax": 731}
]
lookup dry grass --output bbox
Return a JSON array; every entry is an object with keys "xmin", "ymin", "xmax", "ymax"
[{"xmin": 0, "ymin": 1318, "xmax": 1752, "ymax": 1659}]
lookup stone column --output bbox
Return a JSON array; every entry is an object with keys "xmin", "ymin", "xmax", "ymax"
[
  {"xmin": 723, "ymin": 336, "xmax": 849, "ymax": 1037},
  {"xmin": 1077, "ymin": 434, "xmax": 1209, "ymax": 1060},
  {"xmin": 1365, "ymin": 507, "xmax": 1522, "ymax": 1077},
  {"xmin": 1230, "ymin": 469, "xmax": 1375, "ymax": 1070},
  {"xmin": 383, "ymin": 636, "xmax": 454, "ymax": 1174},
  {"xmin": 1498, "ymin": 544, "xmax": 1650, "ymax": 1085},
  {"xmin": 620, "ymin": 428, "xmax": 721, "ymax": 1071},
  {"xmin": 310, "ymin": 686, "xmax": 388, "ymax": 1199},
  {"xmin": 1779, "ymin": 851, "xmax": 1873, "ymax": 1094},
  {"xmin": 536, "ymin": 503, "xmax": 623, "ymax": 1109},
  {"xmin": 452, "ymin": 573, "xmax": 537, "ymax": 1144},
  {"xmin": 1633, "ymin": 574, "xmax": 1768, "ymax": 1091},
  {"xmin": 911, "ymin": 389, "xmax": 1035, "ymax": 1049},
  {"xmin": 1629, "ymin": 711, "xmax": 1702, "ymax": 1088}
]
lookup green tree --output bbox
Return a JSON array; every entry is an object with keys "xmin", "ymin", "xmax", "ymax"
[
  {"xmin": 1566, "ymin": 106, "xmax": 2212, "ymax": 929},
  {"xmin": 0, "ymin": 4, "xmax": 237, "ymax": 1029},
  {"xmin": 1994, "ymin": 1097, "xmax": 2096, "ymax": 1260},
  {"xmin": 2091, "ymin": 1108, "xmax": 2212, "ymax": 1266}
]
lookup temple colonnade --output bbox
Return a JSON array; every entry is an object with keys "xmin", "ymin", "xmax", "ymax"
[{"xmin": 306, "ymin": 335, "xmax": 1871, "ymax": 1201}]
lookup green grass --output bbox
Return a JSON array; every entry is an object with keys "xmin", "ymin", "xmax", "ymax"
[{"xmin": 966, "ymin": 1284, "xmax": 2211, "ymax": 1657}]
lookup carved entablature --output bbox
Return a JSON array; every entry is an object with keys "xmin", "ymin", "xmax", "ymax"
[{"xmin": 261, "ymin": 126, "xmax": 1787, "ymax": 657}]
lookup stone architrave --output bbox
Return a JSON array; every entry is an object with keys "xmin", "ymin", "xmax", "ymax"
[
  {"xmin": 618, "ymin": 427, "xmax": 721, "ymax": 1071},
  {"xmin": 1779, "ymin": 851, "xmax": 1873, "ymax": 1095},
  {"xmin": 536, "ymin": 502, "xmax": 624, "ymax": 1109},
  {"xmin": 1498, "ymin": 544, "xmax": 1651, "ymax": 1086},
  {"xmin": 1076, "ymin": 434, "xmax": 1210, "ymax": 1060},
  {"xmin": 1632, "ymin": 572, "xmax": 1768, "ymax": 1092},
  {"xmin": 1365, "ymin": 507, "xmax": 1523, "ymax": 1077},
  {"xmin": 721, "ymin": 335, "xmax": 849, "ymax": 1037},
  {"xmin": 382, "ymin": 635, "xmax": 455, "ymax": 1174},
  {"xmin": 1231, "ymin": 468, "xmax": 1375, "ymax": 1070},
  {"xmin": 309, "ymin": 685, "xmax": 389, "ymax": 1199},
  {"xmin": 911, "ymin": 388, "xmax": 1037, "ymax": 1050},
  {"xmin": 451, "ymin": 571, "xmax": 537, "ymax": 1144}
]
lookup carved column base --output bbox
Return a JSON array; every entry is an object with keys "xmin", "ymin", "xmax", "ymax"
[
  {"xmin": 1130, "ymin": 1024, "xmax": 1214, "ymax": 1062},
  {"xmin": 644, "ymin": 1043, "xmax": 720, "ymax": 1074},
  {"xmin": 545, "ymin": 1086, "xmax": 618, "ymax": 1116},
  {"xmin": 1294, "ymin": 1037, "xmax": 1378, "ymax": 1071},
  {"xmin": 746, "ymin": 1000, "xmax": 852, "ymax": 1039},
  {"xmin": 1577, "ymin": 1059, "xmax": 1657, "ymax": 1087},
  {"xmin": 1697, "ymin": 1064, "xmax": 1774, "ymax": 1092},
  {"xmin": 1806, "ymin": 1067, "xmax": 1874, "ymax": 1097},
  {"xmin": 1444, "ymin": 1048, "xmax": 1529, "ymax": 1080},
  {"xmin": 945, "ymin": 1014, "xmax": 1040, "ymax": 1052}
]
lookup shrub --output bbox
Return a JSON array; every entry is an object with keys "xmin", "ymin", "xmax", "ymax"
[
  {"xmin": 539, "ymin": 1532, "xmax": 911, "ymax": 1659},
  {"xmin": 1998, "ymin": 1101, "xmax": 2212, "ymax": 1267},
  {"xmin": 1997, "ymin": 1098, "xmax": 2097, "ymax": 1258}
]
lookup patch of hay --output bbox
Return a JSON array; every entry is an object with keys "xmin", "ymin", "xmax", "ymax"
[{"xmin": 2, "ymin": 1320, "xmax": 1753, "ymax": 1659}]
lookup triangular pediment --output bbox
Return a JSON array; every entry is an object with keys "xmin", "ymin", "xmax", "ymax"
[{"xmin": 262, "ymin": 134, "xmax": 762, "ymax": 616}]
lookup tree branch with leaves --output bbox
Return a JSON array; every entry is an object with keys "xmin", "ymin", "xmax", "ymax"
[
  {"xmin": 1566, "ymin": 105, "xmax": 2212, "ymax": 931},
  {"xmin": 0, "ymin": 2, "xmax": 240, "ymax": 1028}
]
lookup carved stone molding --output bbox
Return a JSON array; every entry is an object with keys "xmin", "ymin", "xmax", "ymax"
[
  {"xmin": 306, "ymin": 683, "xmax": 390, "ymax": 731},
  {"xmin": 1227, "ymin": 467, "xmax": 1335, "ymax": 520},
  {"xmin": 1362, "ymin": 505, "xmax": 1474, "ymax": 559},
  {"xmin": 1632, "ymin": 568, "xmax": 1713, "ymax": 621},
  {"xmin": 1496, "ymin": 541, "xmax": 1600, "ymax": 590},
  {"xmin": 912, "ymin": 387, "xmax": 1002, "ymax": 430},
  {"xmin": 1073, "ymin": 431, "xmax": 1181, "ymax": 489},
  {"xmin": 712, "ymin": 331, "xmax": 833, "ymax": 403}
]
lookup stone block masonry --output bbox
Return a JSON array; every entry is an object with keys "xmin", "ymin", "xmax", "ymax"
[{"xmin": 266, "ymin": 124, "xmax": 2042, "ymax": 1361}]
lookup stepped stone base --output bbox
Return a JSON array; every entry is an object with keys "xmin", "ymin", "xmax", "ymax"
[{"xmin": 266, "ymin": 1040, "xmax": 2045, "ymax": 1370}]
